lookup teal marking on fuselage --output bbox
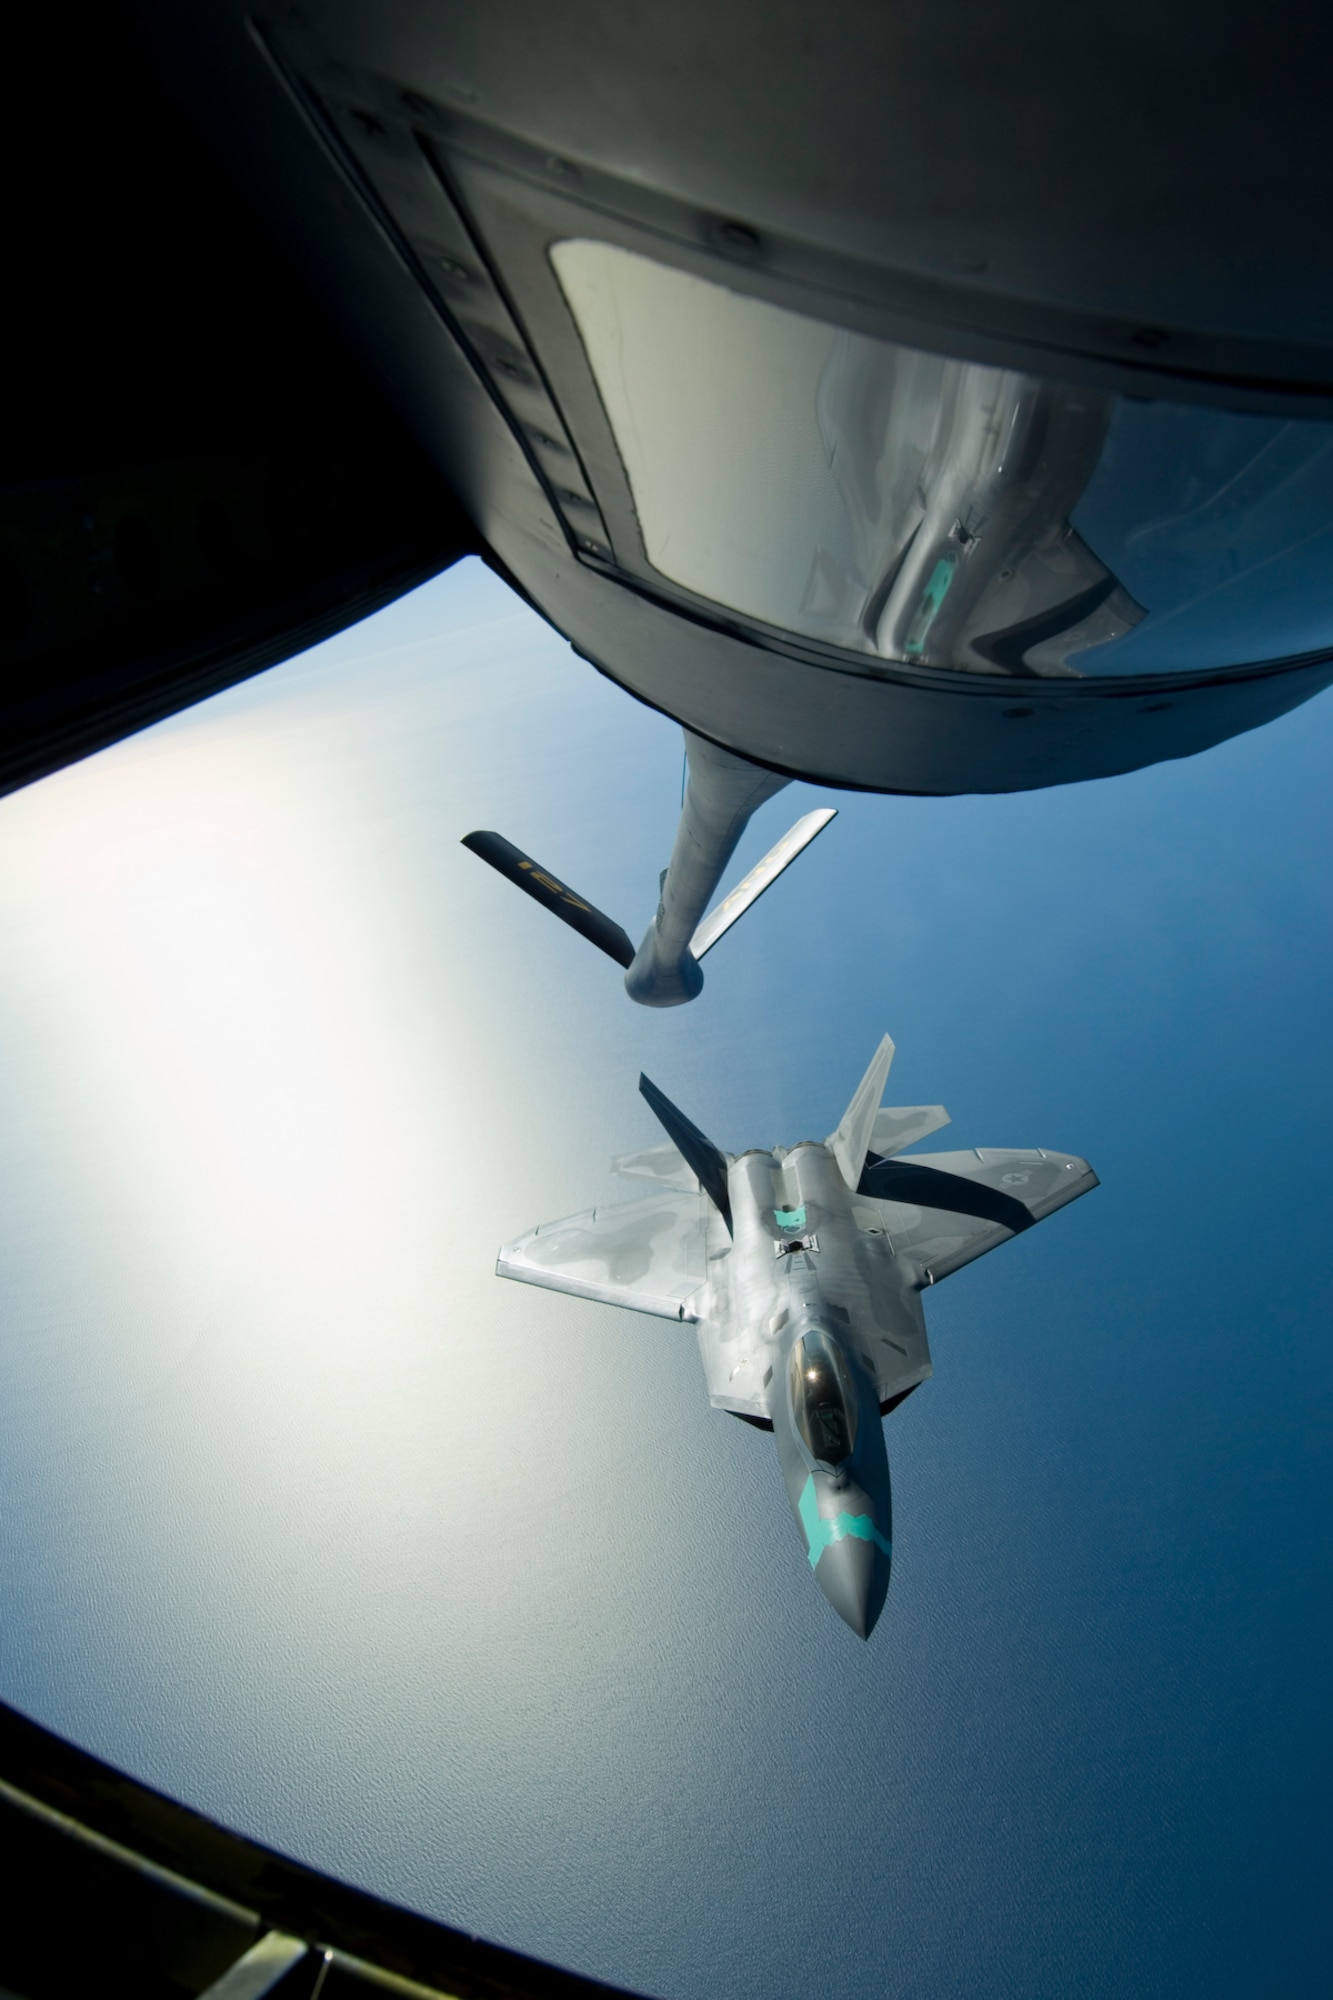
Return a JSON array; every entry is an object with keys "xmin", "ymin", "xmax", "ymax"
[
  {"xmin": 797, "ymin": 1475, "xmax": 892, "ymax": 1569},
  {"xmin": 775, "ymin": 1205, "xmax": 806, "ymax": 1229}
]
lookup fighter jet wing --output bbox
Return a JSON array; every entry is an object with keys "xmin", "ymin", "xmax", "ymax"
[
  {"xmin": 857, "ymin": 1147, "xmax": 1097, "ymax": 1284},
  {"xmin": 498, "ymin": 1191, "xmax": 708, "ymax": 1320}
]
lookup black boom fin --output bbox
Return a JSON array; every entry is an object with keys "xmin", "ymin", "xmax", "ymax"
[
  {"xmin": 639, "ymin": 1074, "xmax": 733, "ymax": 1236},
  {"xmin": 462, "ymin": 831, "xmax": 635, "ymax": 968}
]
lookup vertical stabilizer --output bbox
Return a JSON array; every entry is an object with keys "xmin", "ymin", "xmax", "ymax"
[
  {"xmin": 827, "ymin": 1034, "xmax": 896, "ymax": 1190},
  {"xmin": 639, "ymin": 1074, "xmax": 733, "ymax": 1235}
]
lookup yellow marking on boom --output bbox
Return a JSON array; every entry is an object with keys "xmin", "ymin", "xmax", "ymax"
[{"xmin": 514, "ymin": 857, "xmax": 592, "ymax": 912}]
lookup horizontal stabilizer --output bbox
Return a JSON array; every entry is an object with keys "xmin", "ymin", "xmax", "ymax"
[
  {"xmin": 690, "ymin": 808, "xmax": 837, "ymax": 959},
  {"xmin": 612, "ymin": 1142, "xmax": 698, "ymax": 1190},
  {"xmin": 639, "ymin": 1074, "xmax": 733, "ymax": 1235},
  {"xmin": 461, "ymin": 831, "xmax": 634, "ymax": 968},
  {"xmin": 867, "ymin": 1105, "xmax": 952, "ymax": 1158}
]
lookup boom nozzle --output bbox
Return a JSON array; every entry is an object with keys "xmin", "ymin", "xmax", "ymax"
[{"xmin": 463, "ymin": 731, "xmax": 835, "ymax": 1004}]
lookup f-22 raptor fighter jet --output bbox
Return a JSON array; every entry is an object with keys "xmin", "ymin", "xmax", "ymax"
[{"xmin": 499, "ymin": 1034, "xmax": 1096, "ymax": 1637}]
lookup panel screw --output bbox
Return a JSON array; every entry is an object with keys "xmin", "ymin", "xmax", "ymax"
[
  {"xmin": 718, "ymin": 220, "xmax": 760, "ymax": 253},
  {"xmin": 1003, "ymin": 707, "xmax": 1034, "ymax": 719},
  {"xmin": 438, "ymin": 257, "xmax": 470, "ymax": 282}
]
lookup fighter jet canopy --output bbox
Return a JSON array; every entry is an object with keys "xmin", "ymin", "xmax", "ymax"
[{"xmin": 790, "ymin": 1330, "xmax": 860, "ymax": 1469}]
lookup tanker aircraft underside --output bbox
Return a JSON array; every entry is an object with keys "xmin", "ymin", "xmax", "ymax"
[{"xmin": 498, "ymin": 1034, "xmax": 1097, "ymax": 1636}]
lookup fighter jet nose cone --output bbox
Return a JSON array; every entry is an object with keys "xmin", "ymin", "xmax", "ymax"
[{"xmin": 814, "ymin": 1533, "xmax": 890, "ymax": 1639}]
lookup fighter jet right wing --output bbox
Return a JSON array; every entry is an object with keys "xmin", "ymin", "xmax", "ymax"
[
  {"xmin": 858, "ymin": 1147, "xmax": 1097, "ymax": 1284},
  {"xmin": 498, "ymin": 1190, "xmax": 709, "ymax": 1320}
]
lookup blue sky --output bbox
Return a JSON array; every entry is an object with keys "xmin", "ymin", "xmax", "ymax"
[{"xmin": 0, "ymin": 558, "xmax": 1328, "ymax": 1999}]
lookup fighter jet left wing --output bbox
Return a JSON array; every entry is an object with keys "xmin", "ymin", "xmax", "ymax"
[
  {"xmin": 858, "ymin": 1147, "xmax": 1097, "ymax": 1284},
  {"xmin": 498, "ymin": 1191, "xmax": 708, "ymax": 1320}
]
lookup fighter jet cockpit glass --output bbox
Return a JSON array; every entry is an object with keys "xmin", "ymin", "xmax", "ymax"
[
  {"xmin": 550, "ymin": 239, "xmax": 1333, "ymax": 680},
  {"xmin": 789, "ymin": 1329, "xmax": 859, "ymax": 1467}
]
